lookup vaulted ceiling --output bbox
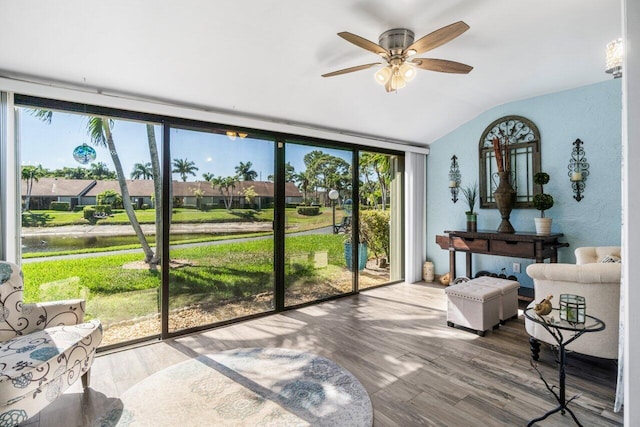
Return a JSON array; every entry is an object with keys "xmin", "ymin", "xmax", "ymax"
[{"xmin": 0, "ymin": 0, "xmax": 622, "ymax": 148}]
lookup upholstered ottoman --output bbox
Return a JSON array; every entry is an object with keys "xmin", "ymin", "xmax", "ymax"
[
  {"xmin": 445, "ymin": 282, "xmax": 501, "ymax": 336},
  {"xmin": 467, "ymin": 276, "xmax": 520, "ymax": 323}
]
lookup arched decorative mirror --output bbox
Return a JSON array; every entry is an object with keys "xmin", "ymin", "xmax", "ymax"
[{"xmin": 479, "ymin": 115, "xmax": 541, "ymax": 209}]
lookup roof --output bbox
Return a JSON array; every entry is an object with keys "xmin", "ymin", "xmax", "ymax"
[
  {"xmin": 24, "ymin": 178, "xmax": 302, "ymax": 198},
  {"xmin": 22, "ymin": 178, "xmax": 95, "ymax": 197}
]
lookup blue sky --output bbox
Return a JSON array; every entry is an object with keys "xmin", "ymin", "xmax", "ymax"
[{"xmin": 19, "ymin": 108, "xmax": 351, "ymax": 181}]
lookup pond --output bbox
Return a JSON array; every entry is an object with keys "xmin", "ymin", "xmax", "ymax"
[{"xmin": 21, "ymin": 233, "xmax": 215, "ymax": 254}]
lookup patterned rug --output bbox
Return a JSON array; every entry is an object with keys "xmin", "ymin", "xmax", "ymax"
[{"xmin": 95, "ymin": 347, "xmax": 372, "ymax": 426}]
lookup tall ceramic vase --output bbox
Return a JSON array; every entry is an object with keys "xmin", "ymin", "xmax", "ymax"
[{"xmin": 493, "ymin": 171, "xmax": 516, "ymax": 233}]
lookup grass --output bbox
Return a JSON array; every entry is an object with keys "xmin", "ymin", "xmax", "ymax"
[
  {"xmin": 21, "ymin": 234, "xmax": 348, "ymax": 325},
  {"xmin": 22, "ymin": 207, "xmax": 274, "ymax": 227},
  {"xmin": 20, "ymin": 206, "xmax": 345, "ymax": 228}
]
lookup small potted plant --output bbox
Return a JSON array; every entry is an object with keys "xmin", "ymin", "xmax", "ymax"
[
  {"xmin": 461, "ymin": 183, "xmax": 478, "ymax": 232},
  {"xmin": 342, "ymin": 218, "xmax": 367, "ymax": 271},
  {"xmin": 533, "ymin": 172, "xmax": 554, "ymax": 235}
]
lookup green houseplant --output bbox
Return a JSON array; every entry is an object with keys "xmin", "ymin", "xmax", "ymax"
[
  {"xmin": 533, "ymin": 172, "xmax": 554, "ymax": 235},
  {"xmin": 461, "ymin": 183, "xmax": 478, "ymax": 232}
]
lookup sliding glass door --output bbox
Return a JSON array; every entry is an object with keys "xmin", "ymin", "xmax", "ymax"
[
  {"xmin": 167, "ymin": 127, "xmax": 275, "ymax": 332},
  {"xmin": 284, "ymin": 142, "xmax": 354, "ymax": 306},
  {"xmin": 358, "ymin": 151, "xmax": 404, "ymax": 289}
]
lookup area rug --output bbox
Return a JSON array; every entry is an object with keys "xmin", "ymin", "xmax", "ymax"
[{"xmin": 94, "ymin": 347, "xmax": 372, "ymax": 426}]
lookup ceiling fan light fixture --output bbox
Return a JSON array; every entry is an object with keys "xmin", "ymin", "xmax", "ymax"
[
  {"xmin": 390, "ymin": 72, "xmax": 406, "ymax": 91},
  {"xmin": 399, "ymin": 62, "xmax": 416, "ymax": 81},
  {"xmin": 324, "ymin": 21, "xmax": 472, "ymax": 92},
  {"xmin": 375, "ymin": 66, "xmax": 392, "ymax": 84}
]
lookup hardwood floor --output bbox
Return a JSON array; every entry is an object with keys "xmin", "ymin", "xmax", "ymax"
[{"xmin": 25, "ymin": 282, "xmax": 623, "ymax": 426}]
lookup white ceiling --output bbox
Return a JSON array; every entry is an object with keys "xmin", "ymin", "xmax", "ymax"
[{"xmin": 0, "ymin": 0, "xmax": 622, "ymax": 148}]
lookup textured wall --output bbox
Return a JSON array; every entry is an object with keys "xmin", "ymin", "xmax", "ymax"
[{"xmin": 426, "ymin": 80, "xmax": 622, "ymax": 288}]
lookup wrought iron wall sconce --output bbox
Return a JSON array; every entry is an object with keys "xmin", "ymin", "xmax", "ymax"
[
  {"xmin": 568, "ymin": 138, "xmax": 589, "ymax": 201},
  {"xmin": 449, "ymin": 155, "xmax": 461, "ymax": 203}
]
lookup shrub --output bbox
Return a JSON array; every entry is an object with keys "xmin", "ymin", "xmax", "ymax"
[
  {"xmin": 360, "ymin": 210, "xmax": 390, "ymax": 262},
  {"xmin": 96, "ymin": 190, "xmax": 123, "ymax": 209},
  {"xmin": 83, "ymin": 205, "xmax": 112, "ymax": 221},
  {"xmin": 83, "ymin": 206, "xmax": 96, "ymax": 221},
  {"xmin": 297, "ymin": 206, "xmax": 320, "ymax": 216},
  {"xmin": 50, "ymin": 201, "xmax": 70, "ymax": 211}
]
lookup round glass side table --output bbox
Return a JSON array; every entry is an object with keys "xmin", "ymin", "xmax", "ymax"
[{"xmin": 524, "ymin": 307, "xmax": 605, "ymax": 427}]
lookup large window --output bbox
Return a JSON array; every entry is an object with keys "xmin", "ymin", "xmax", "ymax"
[
  {"xmin": 10, "ymin": 95, "xmax": 404, "ymax": 349},
  {"xmin": 18, "ymin": 107, "xmax": 163, "ymax": 347}
]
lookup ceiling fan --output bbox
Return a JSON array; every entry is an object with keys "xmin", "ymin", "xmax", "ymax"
[{"xmin": 322, "ymin": 21, "xmax": 473, "ymax": 92}]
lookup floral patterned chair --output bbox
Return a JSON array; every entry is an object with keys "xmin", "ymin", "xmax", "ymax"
[{"xmin": 0, "ymin": 261, "xmax": 102, "ymax": 426}]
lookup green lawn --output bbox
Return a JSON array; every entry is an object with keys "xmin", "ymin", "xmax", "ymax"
[{"xmin": 22, "ymin": 234, "xmax": 347, "ymax": 325}]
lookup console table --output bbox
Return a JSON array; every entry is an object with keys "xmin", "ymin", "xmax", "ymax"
[{"xmin": 435, "ymin": 230, "xmax": 569, "ymax": 280}]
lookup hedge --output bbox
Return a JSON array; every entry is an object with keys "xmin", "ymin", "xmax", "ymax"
[
  {"xmin": 50, "ymin": 201, "xmax": 70, "ymax": 211},
  {"xmin": 297, "ymin": 206, "xmax": 320, "ymax": 216}
]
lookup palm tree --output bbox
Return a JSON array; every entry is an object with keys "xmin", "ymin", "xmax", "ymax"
[
  {"xmin": 146, "ymin": 124, "xmax": 163, "ymax": 264},
  {"xmin": 360, "ymin": 153, "xmax": 391, "ymax": 209},
  {"xmin": 294, "ymin": 170, "xmax": 313, "ymax": 204},
  {"xmin": 33, "ymin": 109, "xmax": 158, "ymax": 265},
  {"xmin": 21, "ymin": 164, "xmax": 45, "ymax": 211},
  {"xmin": 131, "ymin": 162, "xmax": 153, "ymax": 180},
  {"xmin": 172, "ymin": 158, "xmax": 199, "ymax": 182},
  {"xmin": 235, "ymin": 161, "xmax": 258, "ymax": 181},
  {"xmin": 202, "ymin": 172, "xmax": 215, "ymax": 182},
  {"xmin": 211, "ymin": 175, "xmax": 237, "ymax": 210},
  {"xmin": 86, "ymin": 117, "xmax": 155, "ymax": 262},
  {"xmin": 89, "ymin": 161, "xmax": 115, "ymax": 180}
]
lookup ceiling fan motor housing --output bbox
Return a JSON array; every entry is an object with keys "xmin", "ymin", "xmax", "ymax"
[{"xmin": 378, "ymin": 28, "xmax": 415, "ymax": 54}]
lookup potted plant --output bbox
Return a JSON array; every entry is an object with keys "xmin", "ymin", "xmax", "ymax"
[
  {"xmin": 533, "ymin": 172, "xmax": 554, "ymax": 235},
  {"xmin": 342, "ymin": 218, "xmax": 367, "ymax": 271},
  {"xmin": 461, "ymin": 183, "xmax": 478, "ymax": 232}
]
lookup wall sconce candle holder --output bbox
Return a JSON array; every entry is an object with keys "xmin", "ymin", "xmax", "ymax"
[
  {"xmin": 449, "ymin": 155, "xmax": 461, "ymax": 203},
  {"xmin": 605, "ymin": 38, "xmax": 623, "ymax": 79},
  {"xmin": 568, "ymin": 138, "xmax": 588, "ymax": 202}
]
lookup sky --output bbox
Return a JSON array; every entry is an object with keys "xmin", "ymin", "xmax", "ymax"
[{"xmin": 18, "ymin": 108, "xmax": 351, "ymax": 181}]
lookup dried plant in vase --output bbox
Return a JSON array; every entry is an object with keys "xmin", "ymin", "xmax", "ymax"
[{"xmin": 491, "ymin": 136, "xmax": 516, "ymax": 233}]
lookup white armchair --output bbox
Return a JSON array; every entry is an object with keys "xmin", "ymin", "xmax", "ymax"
[
  {"xmin": 0, "ymin": 261, "xmax": 103, "ymax": 425},
  {"xmin": 525, "ymin": 247, "xmax": 621, "ymax": 360}
]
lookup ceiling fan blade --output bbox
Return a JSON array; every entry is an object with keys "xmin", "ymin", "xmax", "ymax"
[
  {"xmin": 410, "ymin": 58, "xmax": 473, "ymax": 74},
  {"xmin": 405, "ymin": 21, "xmax": 470, "ymax": 55},
  {"xmin": 322, "ymin": 62, "xmax": 381, "ymax": 78},
  {"xmin": 338, "ymin": 32, "xmax": 388, "ymax": 56}
]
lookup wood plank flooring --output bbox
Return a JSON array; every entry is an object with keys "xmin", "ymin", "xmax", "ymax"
[{"xmin": 25, "ymin": 282, "xmax": 623, "ymax": 426}]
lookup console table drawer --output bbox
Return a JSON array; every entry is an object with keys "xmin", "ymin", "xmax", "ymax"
[
  {"xmin": 491, "ymin": 240, "xmax": 534, "ymax": 257},
  {"xmin": 451, "ymin": 237, "xmax": 489, "ymax": 252}
]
